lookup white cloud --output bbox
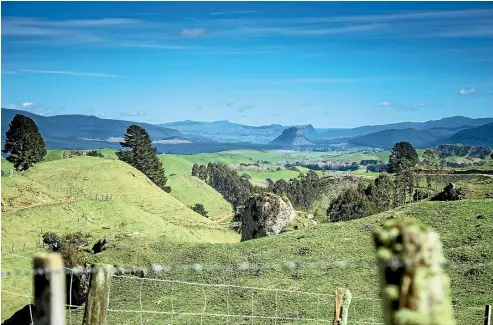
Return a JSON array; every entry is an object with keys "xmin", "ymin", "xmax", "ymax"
[
  {"xmin": 411, "ymin": 102, "xmax": 427, "ymax": 108},
  {"xmin": 377, "ymin": 101, "xmax": 392, "ymax": 107},
  {"xmin": 123, "ymin": 111, "xmax": 146, "ymax": 117},
  {"xmin": 179, "ymin": 28, "xmax": 208, "ymax": 38},
  {"xmin": 21, "ymin": 102, "xmax": 35, "ymax": 108},
  {"xmin": 459, "ymin": 88, "xmax": 476, "ymax": 95}
]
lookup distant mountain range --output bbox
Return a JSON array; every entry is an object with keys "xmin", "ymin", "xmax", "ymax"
[
  {"xmin": 318, "ymin": 116, "xmax": 493, "ymax": 139},
  {"xmin": 270, "ymin": 127, "xmax": 315, "ymax": 146},
  {"xmin": 446, "ymin": 122, "xmax": 493, "ymax": 147},
  {"xmin": 158, "ymin": 120, "xmax": 318, "ymax": 144},
  {"xmin": 159, "ymin": 116, "xmax": 493, "ymax": 148},
  {"xmin": 2, "ymin": 108, "xmax": 492, "ymax": 151},
  {"xmin": 346, "ymin": 122, "xmax": 493, "ymax": 149},
  {"xmin": 1, "ymin": 108, "xmax": 209, "ymax": 150}
]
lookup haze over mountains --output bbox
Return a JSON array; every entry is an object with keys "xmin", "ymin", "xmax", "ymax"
[{"xmin": 2, "ymin": 107, "xmax": 493, "ymax": 152}]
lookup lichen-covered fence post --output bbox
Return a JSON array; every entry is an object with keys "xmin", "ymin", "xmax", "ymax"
[
  {"xmin": 82, "ymin": 264, "xmax": 113, "ymax": 325},
  {"xmin": 333, "ymin": 288, "xmax": 351, "ymax": 325},
  {"xmin": 373, "ymin": 218, "xmax": 456, "ymax": 325},
  {"xmin": 33, "ymin": 253, "xmax": 66, "ymax": 325}
]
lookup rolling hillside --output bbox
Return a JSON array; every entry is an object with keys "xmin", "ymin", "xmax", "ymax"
[
  {"xmin": 444, "ymin": 122, "xmax": 493, "ymax": 147},
  {"xmin": 348, "ymin": 128, "xmax": 440, "ymax": 149},
  {"xmin": 159, "ymin": 154, "xmax": 233, "ymax": 220},
  {"xmin": 2, "ymin": 196, "xmax": 492, "ymax": 324},
  {"xmin": 0, "ymin": 157, "xmax": 234, "ymax": 230}
]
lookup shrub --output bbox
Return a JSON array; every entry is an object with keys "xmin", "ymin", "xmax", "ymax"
[
  {"xmin": 42, "ymin": 232, "xmax": 60, "ymax": 245},
  {"xmin": 327, "ymin": 187, "xmax": 374, "ymax": 222},
  {"xmin": 431, "ymin": 183, "xmax": 466, "ymax": 201},
  {"xmin": 191, "ymin": 203, "xmax": 209, "ymax": 218},
  {"xmin": 86, "ymin": 150, "xmax": 104, "ymax": 158}
]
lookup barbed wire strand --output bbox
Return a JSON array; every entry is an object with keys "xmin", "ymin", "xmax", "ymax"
[
  {"xmin": 113, "ymin": 275, "xmax": 337, "ymax": 298},
  {"xmin": 2, "ymin": 258, "xmax": 491, "ymax": 279}
]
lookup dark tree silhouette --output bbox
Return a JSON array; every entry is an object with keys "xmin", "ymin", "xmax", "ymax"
[
  {"xmin": 116, "ymin": 125, "xmax": 170, "ymax": 192},
  {"xmin": 387, "ymin": 141, "xmax": 419, "ymax": 173},
  {"xmin": 2, "ymin": 114, "xmax": 46, "ymax": 171},
  {"xmin": 191, "ymin": 203, "xmax": 209, "ymax": 217}
]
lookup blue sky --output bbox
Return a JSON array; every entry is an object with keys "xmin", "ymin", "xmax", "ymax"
[{"xmin": 1, "ymin": 1, "xmax": 492, "ymax": 128}]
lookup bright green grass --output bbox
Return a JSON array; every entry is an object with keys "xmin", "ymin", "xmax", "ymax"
[
  {"xmin": 1, "ymin": 158, "xmax": 14, "ymax": 174},
  {"xmin": 159, "ymin": 154, "xmax": 196, "ymax": 176},
  {"xmin": 158, "ymin": 155, "xmax": 233, "ymax": 220},
  {"xmin": 97, "ymin": 200, "xmax": 493, "ymax": 325},
  {"xmin": 96, "ymin": 148, "xmax": 118, "ymax": 159},
  {"xmin": 167, "ymin": 175, "xmax": 233, "ymax": 221},
  {"xmin": 42, "ymin": 150, "xmax": 64, "ymax": 162},
  {"xmin": 326, "ymin": 149, "xmax": 426, "ymax": 164},
  {"xmin": 3, "ymin": 199, "xmax": 492, "ymax": 324},
  {"xmin": 350, "ymin": 168, "xmax": 379, "ymax": 177}
]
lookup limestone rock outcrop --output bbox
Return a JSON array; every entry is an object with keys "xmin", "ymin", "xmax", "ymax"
[{"xmin": 234, "ymin": 193, "xmax": 296, "ymax": 242}]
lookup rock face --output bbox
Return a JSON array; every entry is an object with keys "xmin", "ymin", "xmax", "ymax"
[{"xmin": 234, "ymin": 193, "xmax": 296, "ymax": 242}]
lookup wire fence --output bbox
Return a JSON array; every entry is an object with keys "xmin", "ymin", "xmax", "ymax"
[
  {"xmin": 1, "ymin": 256, "xmax": 491, "ymax": 325},
  {"xmin": 1, "ymin": 275, "xmax": 385, "ymax": 325},
  {"xmin": 2, "ymin": 273, "xmax": 488, "ymax": 325}
]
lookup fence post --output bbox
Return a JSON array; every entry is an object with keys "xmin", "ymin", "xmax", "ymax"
[
  {"xmin": 333, "ymin": 288, "xmax": 351, "ymax": 325},
  {"xmin": 33, "ymin": 253, "xmax": 66, "ymax": 325},
  {"xmin": 82, "ymin": 264, "xmax": 113, "ymax": 325},
  {"xmin": 485, "ymin": 305, "xmax": 492, "ymax": 325},
  {"xmin": 373, "ymin": 219, "xmax": 456, "ymax": 325}
]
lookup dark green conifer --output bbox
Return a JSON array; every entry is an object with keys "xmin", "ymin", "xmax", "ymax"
[
  {"xmin": 116, "ymin": 125, "xmax": 170, "ymax": 192},
  {"xmin": 2, "ymin": 114, "xmax": 46, "ymax": 171}
]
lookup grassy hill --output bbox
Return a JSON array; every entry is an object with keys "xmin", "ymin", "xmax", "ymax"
[
  {"xmin": 90, "ymin": 200, "xmax": 493, "ymax": 325},
  {"xmin": 159, "ymin": 154, "xmax": 233, "ymax": 220},
  {"xmin": 2, "ymin": 176, "xmax": 492, "ymax": 324}
]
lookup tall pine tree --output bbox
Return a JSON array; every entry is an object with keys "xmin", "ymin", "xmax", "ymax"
[
  {"xmin": 388, "ymin": 141, "xmax": 419, "ymax": 173},
  {"xmin": 2, "ymin": 114, "xmax": 46, "ymax": 171},
  {"xmin": 116, "ymin": 125, "xmax": 170, "ymax": 192}
]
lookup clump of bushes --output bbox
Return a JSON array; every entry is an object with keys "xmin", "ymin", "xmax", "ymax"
[
  {"xmin": 86, "ymin": 150, "xmax": 104, "ymax": 158},
  {"xmin": 191, "ymin": 203, "xmax": 209, "ymax": 218},
  {"xmin": 42, "ymin": 232, "xmax": 61, "ymax": 251},
  {"xmin": 431, "ymin": 183, "xmax": 466, "ymax": 201}
]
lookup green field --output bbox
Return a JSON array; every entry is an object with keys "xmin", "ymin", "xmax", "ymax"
[
  {"xmin": 2, "ymin": 194, "xmax": 492, "ymax": 324},
  {"xmin": 2, "ymin": 148, "xmax": 493, "ymax": 324}
]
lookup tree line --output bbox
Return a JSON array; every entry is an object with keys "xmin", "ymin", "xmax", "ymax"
[
  {"xmin": 328, "ymin": 141, "xmax": 430, "ymax": 222},
  {"xmin": 192, "ymin": 162, "xmax": 253, "ymax": 207}
]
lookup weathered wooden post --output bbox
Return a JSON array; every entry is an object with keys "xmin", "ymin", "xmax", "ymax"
[
  {"xmin": 82, "ymin": 264, "xmax": 113, "ymax": 325},
  {"xmin": 485, "ymin": 305, "xmax": 492, "ymax": 325},
  {"xmin": 33, "ymin": 253, "xmax": 66, "ymax": 325},
  {"xmin": 373, "ymin": 218, "xmax": 456, "ymax": 325},
  {"xmin": 333, "ymin": 288, "xmax": 352, "ymax": 325}
]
